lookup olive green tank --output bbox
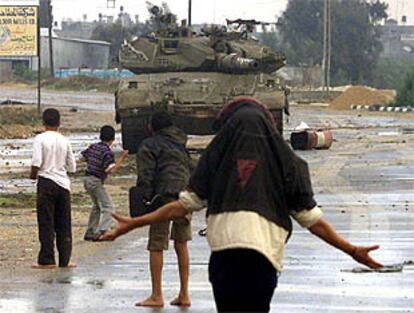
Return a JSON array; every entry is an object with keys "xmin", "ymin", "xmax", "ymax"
[{"xmin": 115, "ymin": 18, "xmax": 290, "ymax": 154}]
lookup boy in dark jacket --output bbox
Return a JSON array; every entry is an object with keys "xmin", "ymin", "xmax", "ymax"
[{"xmin": 135, "ymin": 112, "xmax": 192, "ymax": 307}]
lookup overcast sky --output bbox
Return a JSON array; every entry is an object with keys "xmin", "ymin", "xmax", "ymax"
[{"xmin": 50, "ymin": 0, "xmax": 414, "ymax": 25}]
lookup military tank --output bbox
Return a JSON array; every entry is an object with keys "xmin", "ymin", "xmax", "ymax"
[{"xmin": 115, "ymin": 15, "xmax": 290, "ymax": 154}]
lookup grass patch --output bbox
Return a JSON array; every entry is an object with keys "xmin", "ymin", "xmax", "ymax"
[
  {"xmin": 0, "ymin": 193, "xmax": 91, "ymax": 209},
  {"xmin": 43, "ymin": 76, "xmax": 118, "ymax": 93},
  {"xmin": 0, "ymin": 194, "xmax": 36, "ymax": 208},
  {"xmin": 0, "ymin": 107, "xmax": 41, "ymax": 126}
]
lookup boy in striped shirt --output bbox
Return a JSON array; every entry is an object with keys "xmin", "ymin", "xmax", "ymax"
[{"xmin": 81, "ymin": 125, "xmax": 128, "ymax": 241}]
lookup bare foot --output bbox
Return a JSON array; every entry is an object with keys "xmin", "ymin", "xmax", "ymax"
[
  {"xmin": 170, "ymin": 295, "xmax": 191, "ymax": 307},
  {"xmin": 31, "ymin": 263, "xmax": 57, "ymax": 269},
  {"xmin": 60, "ymin": 262, "xmax": 77, "ymax": 268},
  {"xmin": 135, "ymin": 296, "xmax": 164, "ymax": 307}
]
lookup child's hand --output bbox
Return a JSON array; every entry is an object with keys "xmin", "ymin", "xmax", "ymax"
[{"xmin": 121, "ymin": 150, "xmax": 129, "ymax": 157}]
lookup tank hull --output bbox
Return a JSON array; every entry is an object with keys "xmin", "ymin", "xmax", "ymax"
[{"xmin": 116, "ymin": 72, "xmax": 287, "ymax": 154}]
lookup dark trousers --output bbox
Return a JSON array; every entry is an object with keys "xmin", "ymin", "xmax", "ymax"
[
  {"xmin": 36, "ymin": 177, "xmax": 72, "ymax": 267},
  {"xmin": 209, "ymin": 249, "xmax": 278, "ymax": 313}
]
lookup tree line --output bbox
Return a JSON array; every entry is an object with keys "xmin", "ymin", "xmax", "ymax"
[{"xmin": 263, "ymin": 0, "xmax": 413, "ymax": 104}]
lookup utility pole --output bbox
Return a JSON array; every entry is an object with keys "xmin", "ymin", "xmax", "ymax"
[
  {"xmin": 47, "ymin": 0, "xmax": 54, "ymax": 77},
  {"xmin": 322, "ymin": 0, "xmax": 331, "ymax": 94},
  {"xmin": 188, "ymin": 0, "xmax": 192, "ymax": 26},
  {"xmin": 37, "ymin": 3, "xmax": 41, "ymax": 116}
]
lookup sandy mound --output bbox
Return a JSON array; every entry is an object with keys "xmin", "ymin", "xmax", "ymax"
[
  {"xmin": 0, "ymin": 124, "xmax": 42, "ymax": 139},
  {"xmin": 330, "ymin": 85, "xmax": 395, "ymax": 110},
  {"xmin": 0, "ymin": 106, "xmax": 41, "ymax": 139}
]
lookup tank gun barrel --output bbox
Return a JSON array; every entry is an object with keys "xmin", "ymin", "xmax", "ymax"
[
  {"xmin": 226, "ymin": 18, "xmax": 272, "ymax": 26},
  {"xmin": 226, "ymin": 19, "xmax": 279, "ymax": 29},
  {"xmin": 217, "ymin": 53, "xmax": 259, "ymax": 71}
]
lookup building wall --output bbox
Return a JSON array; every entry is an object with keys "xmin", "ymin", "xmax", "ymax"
[
  {"xmin": 279, "ymin": 66, "xmax": 324, "ymax": 88},
  {"xmin": 380, "ymin": 23, "xmax": 414, "ymax": 61},
  {"xmin": 0, "ymin": 61, "xmax": 12, "ymax": 82},
  {"xmin": 55, "ymin": 21, "xmax": 97, "ymax": 40},
  {"xmin": 41, "ymin": 37, "xmax": 110, "ymax": 70}
]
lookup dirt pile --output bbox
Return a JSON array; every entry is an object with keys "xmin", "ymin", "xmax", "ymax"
[
  {"xmin": 0, "ymin": 106, "xmax": 42, "ymax": 139},
  {"xmin": 0, "ymin": 124, "xmax": 42, "ymax": 139},
  {"xmin": 0, "ymin": 106, "xmax": 40, "ymax": 125},
  {"xmin": 330, "ymin": 86, "xmax": 395, "ymax": 110},
  {"xmin": 0, "ymin": 105, "xmax": 117, "ymax": 139}
]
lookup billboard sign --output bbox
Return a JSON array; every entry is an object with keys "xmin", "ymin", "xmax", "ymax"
[{"xmin": 0, "ymin": 1, "xmax": 39, "ymax": 56}]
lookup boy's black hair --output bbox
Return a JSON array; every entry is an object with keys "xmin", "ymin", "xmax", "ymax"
[
  {"xmin": 42, "ymin": 108, "xmax": 60, "ymax": 127},
  {"xmin": 100, "ymin": 125, "xmax": 115, "ymax": 142},
  {"xmin": 151, "ymin": 111, "xmax": 173, "ymax": 132}
]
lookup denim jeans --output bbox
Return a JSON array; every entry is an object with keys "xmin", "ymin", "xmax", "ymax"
[{"xmin": 83, "ymin": 175, "xmax": 114, "ymax": 236}]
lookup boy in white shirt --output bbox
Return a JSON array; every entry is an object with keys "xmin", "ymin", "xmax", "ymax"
[{"xmin": 30, "ymin": 108, "xmax": 77, "ymax": 269}]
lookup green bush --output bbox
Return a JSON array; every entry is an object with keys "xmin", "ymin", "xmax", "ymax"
[
  {"xmin": 369, "ymin": 58, "xmax": 414, "ymax": 90},
  {"xmin": 42, "ymin": 76, "xmax": 118, "ymax": 92},
  {"xmin": 12, "ymin": 63, "xmax": 51, "ymax": 82},
  {"xmin": 394, "ymin": 70, "xmax": 414, "ymax": 107},
  {"xmin": 12, "ymin": 63, "xmax": 37, "ymax": 82}
]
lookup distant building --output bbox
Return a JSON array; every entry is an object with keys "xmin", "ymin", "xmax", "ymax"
[
  {"xmin": 0, "ymin": 61, "xmax": 12, "ymax": 82},
  {"xmin": 278, "ymin": 66, "xmax": 324, "ymax": 88},
  {"xmin": 118, "ymin": 6, "xmax": 133, "ymax": 28},
  {"xmin": 380, "ymin": 19, "xmax": 414, "ymax": 61},
  {"xmin": 55, "ymin": 20, "xmax": 99, "ymax": 40},
  {"xmin": 40, "ymin": 35, "xmax": 111, "ymax": 70},
  {"xmin": 0, "ymin": 32, "xmax": 111, "ymax": 81},
  {"xmin": 55, "ymin": 6, "xmax": 135, "ymax": 40}
]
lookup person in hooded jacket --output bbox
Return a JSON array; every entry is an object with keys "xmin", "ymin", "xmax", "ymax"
[
  {"xmin": 133, "ymin": 111, "xmax": 192, "ymax": 308},
  {"xmin": 102, "ymin": 97, "xmax": 382, "ymax": 313}
]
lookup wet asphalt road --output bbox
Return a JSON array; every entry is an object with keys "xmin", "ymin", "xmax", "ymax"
[
  {"xmin": 1, "ymin": 87, "xmax": 114, "ymax": 112},
  {"xmin": 1, "ymin": 106, "xmax": 414, "ymax": 312}
]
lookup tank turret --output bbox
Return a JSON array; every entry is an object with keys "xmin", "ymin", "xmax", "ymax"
[{"xmin": 118, "ymin": 16, "xmax": 286, "ymax": 75}]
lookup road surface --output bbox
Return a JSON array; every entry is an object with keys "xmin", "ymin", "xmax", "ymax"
[{"xmin": 0, "ymin": 102, "xmax": 413, "ymax": 312}]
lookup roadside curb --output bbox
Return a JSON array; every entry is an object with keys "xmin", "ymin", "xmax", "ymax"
[{"xmin": 350, "ymin": 104, "xmax": 413, "ymax": 113}]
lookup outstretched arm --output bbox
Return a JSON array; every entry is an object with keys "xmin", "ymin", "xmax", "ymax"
[
  {"xmin": 107, "ymin": 150, "xmax": 129, "ymax": 175},
  {"xmin": 309, "ymin": 218, "xmax": 383, "ymax": 269},
  {"xmin": 101, "ymin": 200, "xmax": 188, "ymax": 241}
]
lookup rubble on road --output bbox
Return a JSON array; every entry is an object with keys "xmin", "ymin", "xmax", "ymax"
[{"xmin": 290, "ymin": 122, "xmax": 333, "ymax": 150}]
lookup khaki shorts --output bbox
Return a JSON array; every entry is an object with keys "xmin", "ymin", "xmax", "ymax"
[{"xmin": 147, "ymin": 214, "xmax": 192, "ymax": 251}]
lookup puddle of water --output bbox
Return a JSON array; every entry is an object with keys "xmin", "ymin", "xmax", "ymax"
[
  {"xmin": 0, "ymin": 179, "xmax": 36, "ymax": 194},
  {"xmin": 402, "ymin": 127, "xmax": 414, "ymax": 134},
  {"xmin": 0, "ymin": 133, "xmax": 124, "ymax": 190},
  {"xmin": 0, "ymin": 299, "xmax": 32, "ymax": 313},
  {"xmin": 41, "ymin": 277, "xmax": 105, "ymax": 289},
  {"xmin": 378, "ymin": 131, "xmax": 401, "ymax": 136},
  {"xmin": 316, "ymin": 192, "xmax": 414, "ymax": 206}
]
